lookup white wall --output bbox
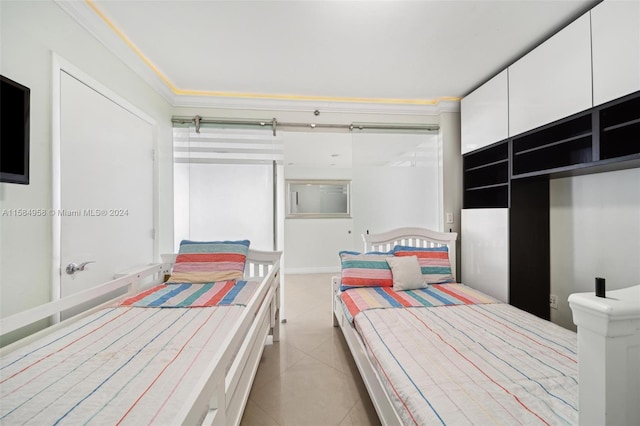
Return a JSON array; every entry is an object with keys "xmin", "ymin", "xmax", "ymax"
[
  {"xmin": 351, "ymin": 131, "xmax": 442, "ymax": 235},
  {"xmin": 284, "ymin": 131, "xmax": 354, "ymax": 273},
  {"xmin": 550, "ymin": 168, "xmax": 640, "ymax": 330},
  {"xmin": 440, "ymin": 113, "xmax": 463, "ymax": 278},
  {"xmin": 0, "ymin": 0, "xmax": 174, "ymax": 344},
  {"xmin": 285, "ymin": 129, "xmax": 447, "ymax": 273}
]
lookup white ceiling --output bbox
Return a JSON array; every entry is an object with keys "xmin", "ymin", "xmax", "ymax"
[{"xmin": 63, "ymin": 0, "xmax": 599, "ymax": 112}]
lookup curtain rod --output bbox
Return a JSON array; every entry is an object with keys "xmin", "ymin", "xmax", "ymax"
[{"xmin": 171, "ymin": 115, "xmax": 439, "ymax": 136}]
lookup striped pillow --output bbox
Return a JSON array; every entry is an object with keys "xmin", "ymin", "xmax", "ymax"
[
  {"xmin": 339, "ymin": 251, "xmax": 393, "ymax": 291},
  {"xmin": 393, "ymin": 245, "xmax": 455, "ymax": 284},
  {"xmin": 168, "ymin": 240, "xmax": 250, "ymax": 283}
]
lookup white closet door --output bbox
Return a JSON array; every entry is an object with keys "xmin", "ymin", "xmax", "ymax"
[
  {"xmin": 59, "ymin": 71, "xmax": 154, "ymax": 302},
  {"xmin": 508, "ymin": 13, "xmax": 592, "ymax": 135},
  {"xmin": 461, "ymin": 208, "xmax": 509, "ymax": 302},
  {"xmin": 461, "ymin": 70, "xmax": 509, "ymax": 154},
  {"xmin": 591, "ymin": 0, "xmax": 640, "ymax": 106}
]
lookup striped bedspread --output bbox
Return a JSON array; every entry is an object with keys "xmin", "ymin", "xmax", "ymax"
[
  {"xmin": 356, "ymin": 304, "xmax": 578, "ymax": 425},
  {"xmin": 340, "ymin": 283, "xmax": 498, "ymax": 323},
  {"xmin": 0, "ymin": 306, "xmax": 244, "ymax": 425},
  {"xmin": 119, "ymin": 280, "xmax": 258, "ymax": 307}
]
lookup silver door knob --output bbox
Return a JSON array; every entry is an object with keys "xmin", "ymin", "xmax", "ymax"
[{"xmin": 66, "ymin": 261, "xmax": 96, "ymax": 275}]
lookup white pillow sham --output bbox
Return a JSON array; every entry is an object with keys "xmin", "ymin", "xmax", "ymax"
[{"xmin": 386, "ymin": 255, "xmax": 427, "ymax": 291}]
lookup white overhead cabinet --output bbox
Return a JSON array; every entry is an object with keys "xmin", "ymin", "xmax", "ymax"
[
  {"xmin": 591, "ymin": 0, "xmax": 640, "ymax": 106},
  {"xmin": 508, "ymin": 13, "xmax": 592, "ymax": 136},
  {"xmin": 461, "ymin": 70, "xmax": 509, "ymax": 155}
]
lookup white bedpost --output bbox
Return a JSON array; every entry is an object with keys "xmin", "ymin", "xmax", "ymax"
[
  {"xmin": 332, "ymin": 276, "xmax": 341, "ymax": 326},
  {"xmin": 568, "ymin": 285, "xmax": 640, "ymax": 426},
  {"xmin": 272, "ymin": 271, "xmax": 281, "ymax": 342}
]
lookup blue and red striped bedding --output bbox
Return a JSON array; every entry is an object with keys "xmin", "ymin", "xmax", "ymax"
[
  {"xmin": 119, "ymin": 280, "xmax": 258, "ymax": 308},
  {"xmin": 0, "ymin": 306, "xmax": 245, "ymax": 425},
  {"xmin": 339, "ymin": 284, "xmax": 578, "ymax": 425},
  {"xmin": 355, "ymin": 304, "xmax": 578, "ymax": 425},
  {"xmin": 340, "ymin": 283, "xmax": 498, "ymax": 323},
  {"xmin": 0, "ymin": 279, "xmax": 260, "ymax": 424}
]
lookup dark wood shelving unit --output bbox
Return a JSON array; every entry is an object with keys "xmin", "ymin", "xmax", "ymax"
[
  {"xmin": 463, "ymin": 140, "xmax": 509, "ymax": 209},
  {"xmin": 512, "ymin": 113, "xmax": 592, "ymax": 176},
  {"xmin": 462, "ymin": 90, "xmax": 640, "ymax": 320},
  {"xmin": 463, "ymin": 90, "xmax": 640, "ymax": 195},
  {"xmin": 464, "ymin": 184, "xmax": 509, "ymax": 209},
  {"xmin": 599, "ymin": 92, "xmax": 640, "ymax": 161}
]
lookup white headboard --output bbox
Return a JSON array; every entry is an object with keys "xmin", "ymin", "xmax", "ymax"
[{"xmin": 362, "ymin": 227, "xmax": 458, "ymax": 281}]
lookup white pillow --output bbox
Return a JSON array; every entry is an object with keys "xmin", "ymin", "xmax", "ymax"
[{"xmin": 386, "ymin": 255, "xmax": 427, "ymax": 291}]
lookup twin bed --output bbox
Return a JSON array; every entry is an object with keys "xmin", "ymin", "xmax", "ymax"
[
  {"xmin": 333, "ymin": 227, "xmax": 639, "ymax": 425},
  {"xmin": 1, "ymin": 242, "xmax": 281, "ymax": 426},
  {"xmin": 2, "ymin": 229, "xmax": 638, "ymax": 425}
]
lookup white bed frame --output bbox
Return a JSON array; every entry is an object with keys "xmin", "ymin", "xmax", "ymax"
[
  {"xmin": 569, "ymin": 285, "xmax": 640, "ymax": 426},
  {"xmin": 333, "ymin": 226, "xmax": 640, "ymax": 426},
  {"xmin": 0, "ymin": 249, "xmax": 281, "ymax": 426},
  {"xmin": 332, "ymin": 227, "xmax": 457, "ymax": 425}
]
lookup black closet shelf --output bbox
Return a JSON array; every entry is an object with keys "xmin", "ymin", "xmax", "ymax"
[
  {"xmin": 511, "ymin": 165, "xmax": 585, "ymax": 180},
  {"xmin": 465, "ymin": 182, "xmax": 509, "ymax": 191},
  {"xmin": 512, "ymin": 154, "xmax": 640, "ymax": 180},
  {"xmin": 592, "ymin": 154, "xmax": 640, "ymax": 171},
  {"xmin": 464, "ymin": 158, "xmax": 509, "ymax": 172},
  {"xmin": 513, "ymin": 132, "xmax": 592, "ymax": 156},
  {"xmin": 602, "ymin": 117, "xmax": 640, "ymax": 132}
]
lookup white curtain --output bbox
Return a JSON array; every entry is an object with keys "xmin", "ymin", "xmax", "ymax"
[{"xmin": 173, "ymin": 126, "xmax": 283, "ymax": 251}]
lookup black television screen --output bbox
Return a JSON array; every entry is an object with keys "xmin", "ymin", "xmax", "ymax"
[{"xmin": 1, "ymin": 75, "xmax": 30, "ymax": 184}]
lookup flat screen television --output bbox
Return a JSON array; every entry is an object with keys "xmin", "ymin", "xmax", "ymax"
[{"xmin": 1, "ymin": 75, "xmax": 30, "ymax": 184}]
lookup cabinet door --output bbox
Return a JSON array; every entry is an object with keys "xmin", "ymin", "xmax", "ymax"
[
  {"xmin": 509, "ymin": 13, "xmax": 592, "ymax": 136},
  {"xmin": 461, "ymin": 208, "xmax": 509, "ymax": 302},
  {"xmin": 592, "ymin": 0, "xmax": 640, "ymax": 106},
  {"xmin": 461, "ymin": 70, "xmax": 509, "ymax": 154}
]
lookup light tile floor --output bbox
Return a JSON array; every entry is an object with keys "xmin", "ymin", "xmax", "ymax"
[{"xmin": 240, "ymin": 273, "xmax": 380, "ymax": 426}]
